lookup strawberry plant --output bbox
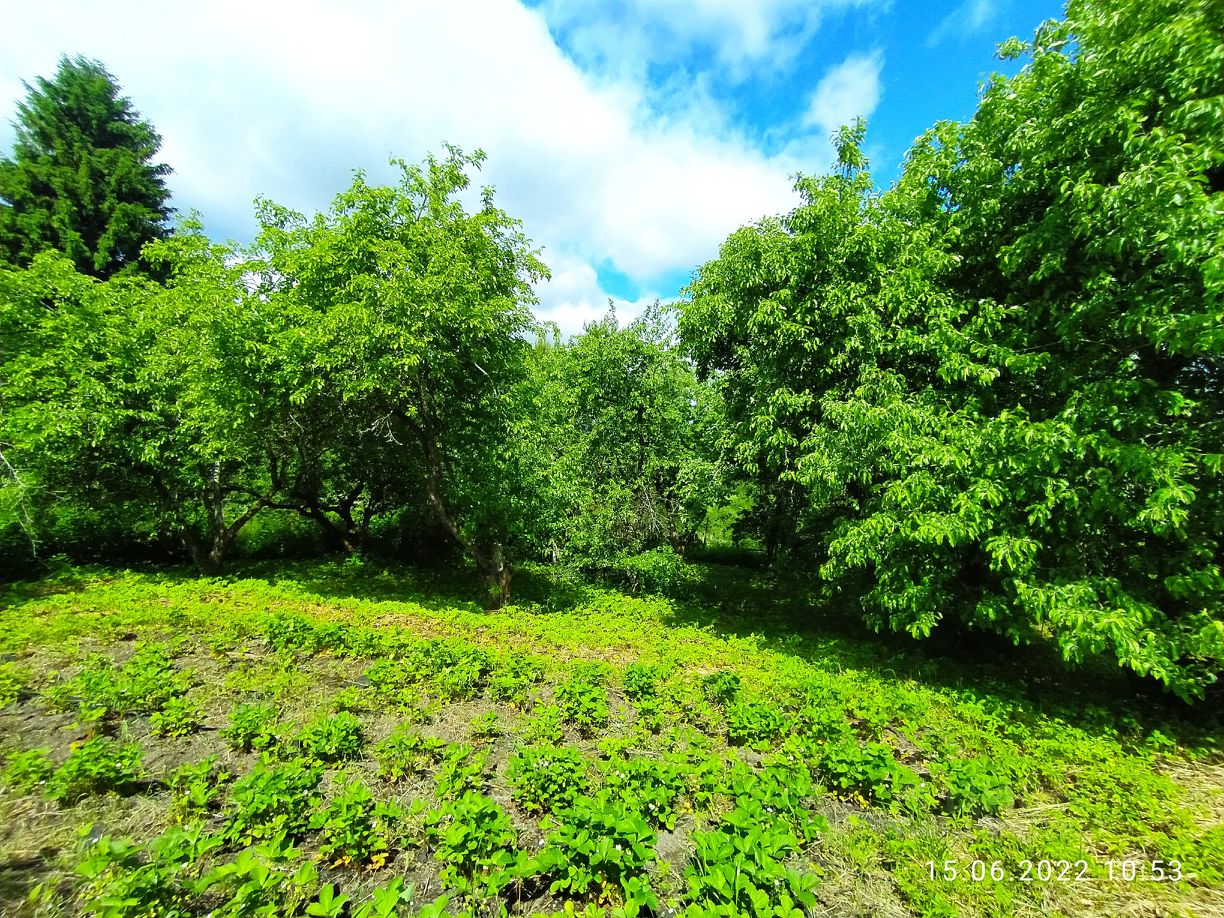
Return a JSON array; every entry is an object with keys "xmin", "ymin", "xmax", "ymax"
[
  {"xmin": 224, "ymin": 701, "xmax": 281, "ymax": 753},
  {"xmin": 47, "ymin": 737, "xmax": 142, "ymax": 804},
  {"xmin": 149, "ymin": 695, "xmax": 202, "ymax": 738},
  {"xmin": 488, "ymin": 652, "xmax": 543, "ymax": 706},
  {"xmin": 943, "ymin": 758, "xmax": 1015, "ymax": 817},
  {"xmin": 819, "ymin": 740, "xmax": 930, "ymax": 813},
  {"xmin": 423, "ymin": 791, "xmax": 519, "ymax": 881},
  {"xmin": 531, "ymin": 792, "xmax": 658, "ymax": 915},
  {"xmin": 167, "ymin": 756, "xmax": 233, "ymax": 822},
  {"xmin": 601, "ymin": 756, "xmax": 685, "ymax": 829},
  {"xmin": 296, "ymin": 711, "xmax": 365, "ymax": 765},
  {"xmin": 507, "ymin": 744, "xmax": 590, "ymax": 814},
  {"xmin": 434, "ymin": 743, "xmax": 487, "ymax": 799},
  {"xmin": 312, "ymin": 778, "xmax": 402, "ymax": 868},
  {"xmin": 1, "ymin": 746, "xmax": 55, "ymax": 793},
  {"xmin": 224, "ymin": 758, "xmax": 322, "ymax": 845},
  {"xmin": 373, "ymin": 726, "xmax": 446, "ymax": 783},
  {"xmin": 555, "ymin": 675, "xmax": 608, "ymax": 737}
]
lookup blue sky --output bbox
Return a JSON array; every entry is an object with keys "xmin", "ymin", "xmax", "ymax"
[{"xmin": 0, "ymin": 0, "xmax": 1063, "ymax": 331}]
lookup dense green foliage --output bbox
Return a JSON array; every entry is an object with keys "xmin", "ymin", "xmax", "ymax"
[
  {"xmin": 681, "ymin": 0, "xmax": 1224, "ymax": 698},
  {"xmin": 2, "ymin": 0, "xmax": 1222, "ymax": 697},
  {"xmin": 0, "ymin": 56, "xmax": 171, "ymax": 277}
]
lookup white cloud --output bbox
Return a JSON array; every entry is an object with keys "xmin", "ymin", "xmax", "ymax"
[
  {"xmin": 804, "ymin": 52, "xmax": 884, "ymax": 139},
  {"xmin": 927, "ymin": 0, "xmax": 1000, "ymax": 47},
  {"xmin": 0, "ymin": 0, "xmax": 841, "ymax": 331}
]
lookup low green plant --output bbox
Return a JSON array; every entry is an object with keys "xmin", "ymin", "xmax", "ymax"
[
  {"xmin": 373, "ymin": 726, "xmax": 447, "ymax": 783},
  {"xmin": 312, "ymin": 778, "xmax": 402, "ymax": 868},
  {"xmin": 349, "ymin": 878, "xmax": 416, "ymax": 918},
  {"xmin": 819, "ymin": 740, "xmax": 930, "ymax": 813},
  {"xmin": 167, "ymin": 756, "xmax": 233, "ymax": 822},
  {"xmin": 423, "ymin": 791, "xmax": 519, "ymax": 880},
  {"xmin": 469, "ymin": 710, "xmax": 502, "ymax": 741},
  {"xmin": 47, "ymin": 737, "xmax": 143, "ymax": 804},
  {"xmin": 555, "ymin": 676, "xmax": 609, "ymax": 737},
  {"xmin": 149, "ymin": 695, "xmax": 202, "ymax": 738},
  {"xmin": 264, "ymin": 614, "xmax": 319, "ymax": 655},
  {"xmin": 601, "ymin": 756, "xmax": 686, "ymax": 829},
  {"xmin": 0, "ymin": 661, "xmax": 32, "ymax": 707},
  {"xmin": 1, "ymin": 746, "xmax": 55, "ymax": 793},
  {"xmin": 224, "ymin": 758, "xmax": 323, "ymax": 845},
  {"xmin": 76, "ymin": 822, "xmax": 220, "ymax": 918},
  {"xmin": 507, "ymin": 744, "xmax": 590, "ymax": 814},
  {"xmin": 198, "ymin": 835, "xmax": 319, "ymax": 916},
  {"xmin": 434, "ymin": 744, "xmax": 487, "ymax": 799},
  {"xmin": 531, "ymin": 792, "xmax": 658, "ymax": 915},
  {"xmin": 686, "ymin": 800, "xmax": 819, "ymax": 917},
  {"xmin": 523, "ymin": 703, "xmax": 566, "ymax": 744},
  {"xmin": 943, "ymin": 758, "xmax": 1016, "ymax": 818},
  {"xmin": 44, "ymin": 645, "xmax": 190, "ymax": 730},
  {"xmin": 488, "ymin": 653, "xmax": 543, "ymax": 706},
  {"xmin": 623, "ymin": 663, "xmax": 659, "ymax": 700},
  {"xmin": 701, "ymin": 670, "xmax": 741, "ymax": 704},
  {"xmin": 224, "ymin": 701, "xmax": 281, "ymax": 753},
  {"xmin": 296, "ymin": 711, "xmax": 365, "ymax": 765},
  {"xmin": 726, "ymin": 697, "xmax": 789, "ymax": 749}
]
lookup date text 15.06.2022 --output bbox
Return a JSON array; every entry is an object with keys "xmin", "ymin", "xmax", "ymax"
[{"xmin": 924, "ymin": 859, "xmax": 1183, "ymax": 883}]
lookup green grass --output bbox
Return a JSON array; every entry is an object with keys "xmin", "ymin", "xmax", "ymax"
[{"xmin": 0, "ymin": 558, "xmax": 1221, "ymax": 917}]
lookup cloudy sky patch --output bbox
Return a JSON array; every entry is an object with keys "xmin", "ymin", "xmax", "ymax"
[{"xmin": 0, "ymin": 0, "xmax": 1061, "ymax": 332}]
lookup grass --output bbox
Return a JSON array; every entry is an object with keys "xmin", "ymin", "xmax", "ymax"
[{"xmin": 0, "ymin": 557, "xmax": 1221, "ymax": 917}]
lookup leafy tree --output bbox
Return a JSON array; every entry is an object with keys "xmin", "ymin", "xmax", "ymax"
[
  {"xmin": 0, "ymin": 56, "xmax": 172, "ymax": 277},
  {"xmin": 683, "ymin": 0, "xmax": 1224, "ymax": 698},
  {"xmin": 527, "ymin": 304, "xmax": 725, "ymax": 566},
  {"xmin": 249, "ymin": 146, "xmax": 548, "ymax": 604}
]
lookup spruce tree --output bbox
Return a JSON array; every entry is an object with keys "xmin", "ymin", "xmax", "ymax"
[{"xmin": 0, "ymin": 56, "xmax": 172, "ymax": 277}]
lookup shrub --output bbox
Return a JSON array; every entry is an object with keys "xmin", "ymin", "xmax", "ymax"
[{"xmin": 507, "ymin": 745, "xmax": 590, "ymax": 814}]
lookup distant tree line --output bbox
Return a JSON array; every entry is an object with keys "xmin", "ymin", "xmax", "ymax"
[{"xmin": 3, "ymin": 0, "xmax": 1222, "ymax": 699}]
